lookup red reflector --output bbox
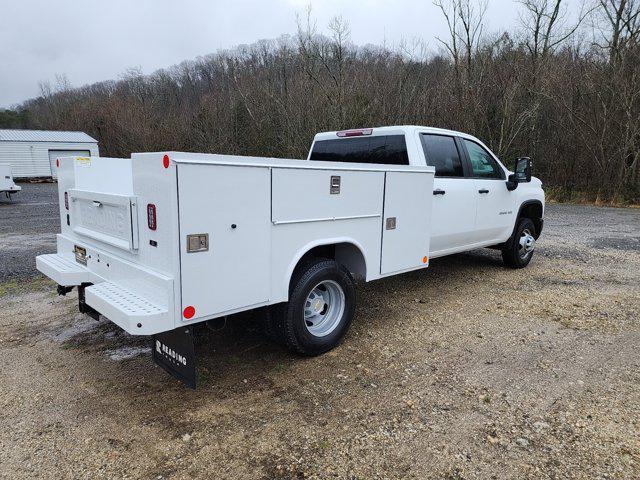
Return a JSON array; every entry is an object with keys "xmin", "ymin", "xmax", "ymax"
[
  {"xmin": 183, "ymin": 306, "xmax": 195, "ymax": 319},
  {"xmin": 336, "ymin": 128, "xmax": 373, "ymax": 137},
  {"xmin": 147, "ymin": 204, "xmax": 157, "ymax": 230},
  {"xmin": 64, "ymin": 192, "xmax": 69, "ymax": 210},
  {"xmin": 163, "ymin": 155, "xmax": 170, "ymax": 169},
  {"xmin": 56, "ymin": 158, "xmax": 60, "ymax": 168}
]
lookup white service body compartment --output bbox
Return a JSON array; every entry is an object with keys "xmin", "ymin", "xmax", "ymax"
[
  {"xmin": 177, "ymin": 164, "xmax": 272, "ymax": 321},
  {"xmin": 271, "ymin": 168, "xmax": 384, "ymax": 224},
  {"xmin": 381, "ymin": 171, "xmax": 433, "ymax": 275},
  {"xmin": 37, "ymin": 151, "xmax": 435, "ymax": 336},
  {"xmin": 37, "ymin": 153, "xmax": 179, "ymax": 336}
]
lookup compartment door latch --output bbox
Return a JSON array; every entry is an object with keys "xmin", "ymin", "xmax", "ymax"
[{"xmin": 186, "ymin": 233, "xmax": 209, "ymax": 253}]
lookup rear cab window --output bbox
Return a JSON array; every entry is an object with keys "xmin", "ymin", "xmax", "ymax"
[{"xmin": 309, "ymin": 135, "xmax": 409, "ymax": 165}]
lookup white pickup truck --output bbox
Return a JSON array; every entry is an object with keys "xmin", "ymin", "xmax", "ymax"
[{"xmin": 36, "ymin": 126, "xmax": 544, "ymax": 387}]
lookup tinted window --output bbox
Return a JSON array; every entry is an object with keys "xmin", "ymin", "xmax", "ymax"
[
  {"xmin": 463, "ymin": 139, "xmax": 503, "ymax": 179},
  {"xmin": 420, "ymin": 134, "xmax": 464, "ymax": 177},
  {"xmin": 310, "ymin": 135, "xmax": 409, "ymax": 165}
]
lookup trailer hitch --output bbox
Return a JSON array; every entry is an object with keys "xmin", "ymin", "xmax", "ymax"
[
  {"xmin": 77, "ymin": 283, "xmax": 100, "ymax": 320},
  {"xmin": 57, "ymin": 285, "xmax": 74, "ymax": 296}
]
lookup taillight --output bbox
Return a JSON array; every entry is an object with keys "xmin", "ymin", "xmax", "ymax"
[
  {"xmin": 64, "ymin": 192, "xmax": 69, "ymax": 210},
  {"xmin": 147, "ymin": 204, "xmax": 157, "ymax": 230},
  {"xmin": 337, "ymin": 128, "xmax": 373, "ymax": 137}
]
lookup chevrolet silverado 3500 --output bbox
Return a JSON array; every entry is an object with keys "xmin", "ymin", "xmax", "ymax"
[{"xmin": 36, "ymin": 126, "xmax": 544, "ymax": 387}]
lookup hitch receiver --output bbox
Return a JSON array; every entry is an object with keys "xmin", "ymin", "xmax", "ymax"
[
  {"xmin": 57, "ymin": 285, "xmax": 74, "ymax": 296},
  {"xmin": 78, "ymin": 283, "xmax": 100, "ymax": 320}
]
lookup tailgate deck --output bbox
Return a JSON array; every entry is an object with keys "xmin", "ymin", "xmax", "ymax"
[{"xmin": 36, "ymin": 253, "xmax": 91, "ymax": 286}]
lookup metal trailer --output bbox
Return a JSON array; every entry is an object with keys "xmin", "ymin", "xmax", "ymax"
[
  {"xmin": 0, "ymin": 164, "xmax": 21, "ymax": 198},
  {"xmin": 36, "ymin": 152, "xmax": 435, "ymax": 387}
]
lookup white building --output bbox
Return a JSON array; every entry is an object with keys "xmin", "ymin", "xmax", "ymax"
[{"xmin": 0, "ymin": 129, "xmax": 99, "ymax": 179}]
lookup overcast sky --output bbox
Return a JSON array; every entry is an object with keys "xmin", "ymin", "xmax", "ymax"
[{"xmin": 1, "ymin": 0, "xmax": 536, "ymax": 108}]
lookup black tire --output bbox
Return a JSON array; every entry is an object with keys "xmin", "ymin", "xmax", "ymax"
[
  {"xmin": 502, "ymin": 217, "xmax": 537, "ymax": 269},
  {"xmin": 270, "ymin": 258, "xmax": 356, "ymax": 356}
]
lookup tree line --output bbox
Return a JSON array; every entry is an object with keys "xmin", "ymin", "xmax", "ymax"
[{"xmin": 7, "ymin": 0, "xmax": 640, "ymax": 203}]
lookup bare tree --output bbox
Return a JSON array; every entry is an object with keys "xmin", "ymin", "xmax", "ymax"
[
  {"xmin": 15, "ymin": 12, "xmax": 640, "ymax": 203},
  {"xmin": 434, "ymin": 0, "xmax": 488, "ymax": 75},
  {"xmin": 518, "ymin": 0, "xmax": 592, "ymax": 64},
  {"xmin": 595, "ymin": 0, "xmax": 640, "ymax": 62},
  {"xmin": 433, "ymin": 0, "xmax": 489, "ymax": 132}
]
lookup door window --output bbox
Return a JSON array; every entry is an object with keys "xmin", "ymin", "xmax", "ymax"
[
  {"xmin": 463, "ymin": 139, "xmax": 503, "ymax": 179},
  {"xmin": 420, "ymin": 134, "xmax": 464, "ymax": 177}
]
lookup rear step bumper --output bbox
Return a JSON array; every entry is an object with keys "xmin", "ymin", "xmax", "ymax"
[
  {"xmin": 85, "ymin": 282, "xmax": 168, "ymax": 334},
  {"xmin": 36, "ymin": 254, "xmax": 91, "ymax": 286},
  {"xmin": 36, "ymin": 253, "xmax": 172, "ymax": 336}
]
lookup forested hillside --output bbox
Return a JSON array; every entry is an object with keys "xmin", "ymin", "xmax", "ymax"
[{"xmin": 11, "ymin": 0, "xmax": 640, "ymax": 203}]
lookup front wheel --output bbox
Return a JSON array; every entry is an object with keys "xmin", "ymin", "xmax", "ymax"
[
  {"xmin": 502, "ymin": 218, "xmax": 536, "ymax": 269},
  {"xmin": 269, "ymin": 259, "xmax": 356, "ymax": 356}
]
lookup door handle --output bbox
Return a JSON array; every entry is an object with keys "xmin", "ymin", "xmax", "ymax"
[
  {"xmin": 478, "ymin": 189, "xmax": 490, "ymax": 194},
  {"xmin": 433, "ymin": 189, "xmax": 446, "ymax": 195}
]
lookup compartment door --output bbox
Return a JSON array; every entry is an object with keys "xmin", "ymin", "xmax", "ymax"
[
  {"xmin": 381, "ymin": 171, "xmax": 433, "ymax": 275},
  {"xmin": 178, "ymin": 164, "xmax": 271, "ymax": 320},
  {"xmin": 68, "ymin": 189, "xmax": 139, "ymax": 251}
]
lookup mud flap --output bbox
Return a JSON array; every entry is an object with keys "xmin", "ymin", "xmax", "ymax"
[{"xmin": 152, "ymin": 327, "xmax": 196, "ymax": 389}]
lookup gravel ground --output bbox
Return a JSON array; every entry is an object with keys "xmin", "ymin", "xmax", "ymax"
[
  {"xmin": 0, "ymin": 184, "xmax": 638, "ymax": 479},
  {"xmin": 0, "ymin": 182, "xmax": 59, "ymax": 281}
]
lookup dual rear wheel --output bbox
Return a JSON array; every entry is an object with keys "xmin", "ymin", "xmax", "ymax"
[{"xmin": 265, "ymin": 259, "xmax": 356, "ymax": 356}]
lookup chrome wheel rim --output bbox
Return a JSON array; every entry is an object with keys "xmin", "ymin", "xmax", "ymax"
[
  {"xmin": 303, "ymin": 280, "xmax": 345, "ymax": 337},
  {"xmin": 519, "ymin": 228, "xmax": 535, "ymax": 260}
]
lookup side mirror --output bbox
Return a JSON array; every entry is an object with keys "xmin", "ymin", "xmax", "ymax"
[
  {"xmin": 515, "ymin": 157, "xmax": 532, "ymax": 183},
  {"xmin": 506, "ymin": 157, "xmax": 532, "ymax": 191}
]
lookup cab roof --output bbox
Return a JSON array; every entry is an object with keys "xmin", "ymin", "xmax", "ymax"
[{"xmin": 312, "ymin": 125, "xmax": 481, "ymax": 143}]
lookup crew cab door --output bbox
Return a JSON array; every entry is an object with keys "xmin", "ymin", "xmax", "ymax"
[
  {"xmin": 419, "ymin": 133, "xmax": 477, "ymax": 255},
  {"xmin": 460, "ymin": 138, "xmax": 514, "ymax": 244}
]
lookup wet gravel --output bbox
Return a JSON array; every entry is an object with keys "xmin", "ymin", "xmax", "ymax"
[{"xmin": 0, "ymin": 184, "xmax": 639, "ymax": 479}]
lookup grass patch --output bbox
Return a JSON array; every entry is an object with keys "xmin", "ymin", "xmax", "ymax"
[
  {"xmin": 317, "ymin": 439, "xmax": 330, "ymax": 450},
  {"xmin": 0, "ymin": 275, "xmax": 54, "ymax": 298},
  {"xmin": 273, "ymin": 362, "xmax": 288, "ymax": 373},
  {"xmin": 545, "ymin": 186, "xmax": 639, "ymax": 207}
]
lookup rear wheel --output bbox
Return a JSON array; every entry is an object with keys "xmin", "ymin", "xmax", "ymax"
[
  {"xmin": 502, "ymin": 218, "xmax": 536, "ymax": 269},
  {"xmin": 267, "ymin": 259, "xmax": 356, "ymax": 356}
]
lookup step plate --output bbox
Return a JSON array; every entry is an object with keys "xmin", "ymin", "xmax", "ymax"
[
  {"xmin": 85, "ymin": 282, "xmax": 168, "ymax": 335},
  {"xmin": 36, "ymin": 253, "xmax": 91, "ymax": 286}
]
